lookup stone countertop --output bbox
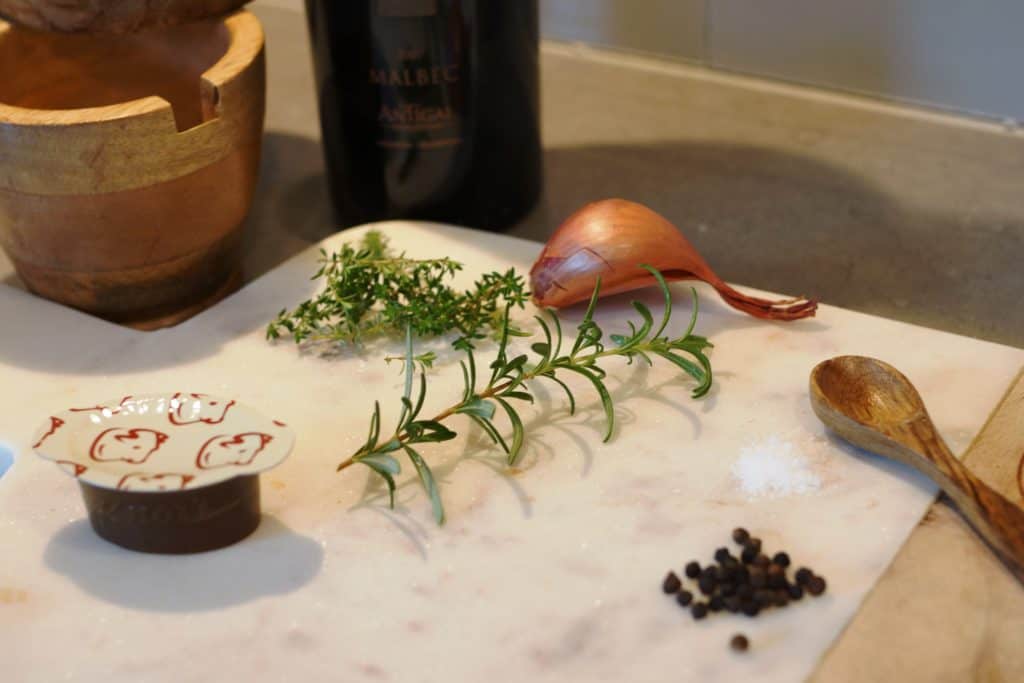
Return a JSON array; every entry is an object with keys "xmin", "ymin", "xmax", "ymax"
[
  {"xmin": 242, "ymin": 3, "xmax": 1024, "ymax": 349},
  {"xmin": 234, "ymin": 5, "xmax": 1024, "ymax": 681},
  {"xmin": 0, "ymin": 3, "xmax": 1020, "ymax": 680}
]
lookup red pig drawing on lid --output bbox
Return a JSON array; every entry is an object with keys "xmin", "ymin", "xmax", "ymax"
[
  {"xmin": 169, "ymin": 393, "xmax": 236, "ymax": 426},
  {"xmin": 32, "ymin": 416, "xmax": 65, "ymax": 449},
  {"xmin": 90, "ymin": 428, "xmax": 169, "ymax": 464},
  {"xmin": 196, "ymin": 432, "xmax": 273, "ymax": 469}
]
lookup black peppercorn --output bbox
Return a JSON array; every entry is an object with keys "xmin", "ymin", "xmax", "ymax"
[
  {"xmin": 749, "ymin": 568, "xmax": 767, "ymax": 588},
  {"xmin": 730, "ymin": 634, "xmax": 750, "ymax": 652},
  {"xmin": 807, "ymin": 575, "xmax": 827, "ymax": 596},
  {"xmin": 662, "ymin": 534, "xmax": 824, "ymax": 627},
  {"xmin": 767, "ymin": 566, "xmax": 787, "ymax": 589}
]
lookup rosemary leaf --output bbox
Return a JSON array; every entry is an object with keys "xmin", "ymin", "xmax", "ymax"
[
  {"xmin": 404, "ymin": 445, "xmax": 445, "ymax": 525},
  {"xmin": 494, "ymin": 397, "xmax": 525, "ymax": 465}
]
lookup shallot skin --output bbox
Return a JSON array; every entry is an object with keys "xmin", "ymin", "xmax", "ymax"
[{"xmin": 530, "ymin": 199, "xmax": 817, "ymax": 321}]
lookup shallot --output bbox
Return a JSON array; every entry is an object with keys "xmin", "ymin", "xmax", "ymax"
[{"xmin": 529, "ymin": 199, "xmax": 817, "ymax": 320}]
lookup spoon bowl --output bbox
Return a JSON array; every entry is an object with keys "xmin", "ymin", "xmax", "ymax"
[
  {"xmin": 812, "ymin": 355, "xmax": 926, "ymax": 431},
  {"xmin": 810, "ymin": 356, "xmax": 1024, "ymax": 583}
]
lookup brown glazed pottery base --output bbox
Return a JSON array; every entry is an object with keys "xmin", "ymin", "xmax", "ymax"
[
  {"xmin": 11, "ymin": 237, "xmax": 244, "ymax": 328},
  {"xmin": 120, "ymin": 267, "xmax": 243, "ymax": 331},
  {"xmin": 79, "ymin": 474, "xmax": 261, "ymax": 554}
]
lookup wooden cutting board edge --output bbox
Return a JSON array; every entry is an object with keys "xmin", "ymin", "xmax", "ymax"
[{"xmin": 812, "ymin": 367, "xmax": 1024, "ymax": 682}]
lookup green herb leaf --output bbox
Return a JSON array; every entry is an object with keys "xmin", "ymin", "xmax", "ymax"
[
  {"xmin": 356, "ymin": 456, "xmax": 399, "ymax": 508},
  {"xmin": 357, "ymin": 401, "xmax": 382, "ymax": 456},
  {"xmin": 501, "ymin": 391, "xmax": 534, "ymax": 403},
  {"xmin": 559, "ymin": 364, "xmax": 615, "ymax": 442},
  {"xmin": 455, "ymin": 396, "xmax": 497, "ymax": 420},
  {"xmin": 639, "ymin": 265, "xmax": 673, "ymax": 339},
  {"xmin": 375, "ymin": 438, "xmax": 403, "ymax": 454},
  {"xmin": 631, "ymin": 300, "xmax": 654, "ymax": 340},
  {"xmin": 404, "ymin": 445, "xmax": 445, "ymax": 524},
  {"xmin": 467, "ymin": 413, "xmax": 510, "ymax": 454},
  {"xmin": 406, "ymin": 420, "xmax": 458, "ymax": 443},
  {"xmin": 495, "ymin": 397, "xmax": 526, "ymax": 465},
  {"xmin": 540, "ymin": 372, "xmax": 577, "ymax": 415},
  {"xmin": 266, "ymin": 230, "xmax": 529, "ymax": 347},
  {"xmin": 357, "ymin": 452, "xmax": 401, "ymax": 475}
]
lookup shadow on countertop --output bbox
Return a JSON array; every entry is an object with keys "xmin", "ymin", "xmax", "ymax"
[{"xmin": 44, "ymin": 515, "xmax": 323, "ymax": 612}]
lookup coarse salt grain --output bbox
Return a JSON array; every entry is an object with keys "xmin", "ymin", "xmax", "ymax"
[{"xmin": 732, "ymin": 435, "xmax": 821, "ymax": 499}]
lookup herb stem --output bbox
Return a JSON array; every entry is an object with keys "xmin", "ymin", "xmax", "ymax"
[
  {"xmin": 337, "ymin": 376, "xmax": 519, "ymax": 472},
  {"xmin": 333, "ymin": 266, "xmax": 712, "ymax": 524}
]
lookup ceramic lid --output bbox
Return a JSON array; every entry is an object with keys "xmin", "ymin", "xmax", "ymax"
[
  {"xmin": 32, "ymin": 392, "xmax": 294, "ymax": 492},
  {"xmin": 0, "ymin": 0, "xmax": 251, "ymax": 34}
]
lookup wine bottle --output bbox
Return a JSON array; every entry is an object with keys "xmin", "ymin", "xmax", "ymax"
[{"xmin": 304, "ymin": 0, "xmax": 542, "ymax": 231}]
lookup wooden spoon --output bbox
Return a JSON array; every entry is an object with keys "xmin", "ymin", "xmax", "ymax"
[{"xmin": 809, "ymin": 355, "xmax": 1024, "ymax": 583}]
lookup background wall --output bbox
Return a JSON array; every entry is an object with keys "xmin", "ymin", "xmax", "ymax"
[
  {"xmin": 541, "ymin": 0, "xmax": 1024, "ymax": 123},
  {"xmin": 255, "ymin": 1, "xmax": 1024, "ymax": 122}
]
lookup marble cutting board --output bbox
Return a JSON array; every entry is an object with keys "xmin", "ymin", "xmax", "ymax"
[{"xmin": 1, "ymin": 223, "xmax": 1022, "ymax": 682}]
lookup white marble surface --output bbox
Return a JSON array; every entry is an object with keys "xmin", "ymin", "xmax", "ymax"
[{"xmin": 1, "ymin": 223, "xmax": 1022, "ymax": 682}]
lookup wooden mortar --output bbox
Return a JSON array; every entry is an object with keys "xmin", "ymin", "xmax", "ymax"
[{"xmin": 0, "ymin": 10, "xmax": 264, "ymax": 328}]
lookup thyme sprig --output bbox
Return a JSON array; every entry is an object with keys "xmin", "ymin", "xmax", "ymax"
[
  {"xmin": 341, "ymin": 266, "xmax": 713, "ymax": 524},
  {"xmin": 266, "ymin": 230, "xmax": 529, "ymax": 345}
]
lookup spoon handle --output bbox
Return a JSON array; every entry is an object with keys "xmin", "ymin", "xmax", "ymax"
[{"xmin": 900, "ymin": 417, "xmax": 1024, "ymax": 581}]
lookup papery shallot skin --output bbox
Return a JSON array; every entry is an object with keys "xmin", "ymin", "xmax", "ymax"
[
  {"xmin": 530, "ymin": 199, "xmax": 817, "ymax": 320},
  {"xmin": 530, "ymin": 199, "xmax": 697, "ymax": 307}
]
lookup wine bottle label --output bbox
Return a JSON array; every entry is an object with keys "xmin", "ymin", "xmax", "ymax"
[{"xmin": 369, "ymin": 1, "xmax": 464, "ymax": 151}]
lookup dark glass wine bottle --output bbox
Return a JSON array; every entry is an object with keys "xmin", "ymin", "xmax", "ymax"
[{"xmin": 304, "ymin": 0, "xmax": 542, "ymax": 231}]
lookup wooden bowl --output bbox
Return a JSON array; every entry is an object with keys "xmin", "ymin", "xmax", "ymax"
[
  {"xmin": 0, "ymin": 0, "xmax": 251, "ymax": 34},
  {"xmin": 0, "ymin": 10, "xmax": 265, "ymax": 328}
]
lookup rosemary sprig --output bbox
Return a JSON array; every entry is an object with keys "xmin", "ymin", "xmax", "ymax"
[
  {"xmin": 266, "ymin": 230, "xmax": 529, "ymax": 345},
  {"xmin": 341, "ymin": 266, "xmax": 714, "ymax": 524}
]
